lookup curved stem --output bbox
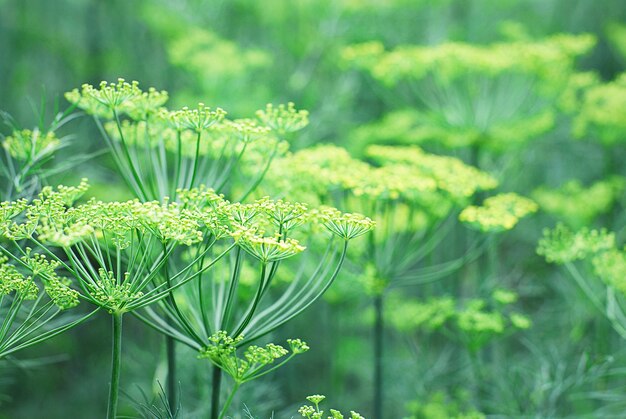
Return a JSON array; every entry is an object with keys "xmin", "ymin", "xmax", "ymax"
[{"xmin": 107, "ymin": 313, "xmax": 123, "ymax": 419}]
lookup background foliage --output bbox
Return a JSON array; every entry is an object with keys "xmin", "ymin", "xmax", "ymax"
[{"xmin": 2, "ymin": 0, "xmax": 626, "ymax": 417}]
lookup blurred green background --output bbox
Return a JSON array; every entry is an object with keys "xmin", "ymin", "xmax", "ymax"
[{"xmin": 2, "ymin": 0, "xmax": 626, "ymax": 417}]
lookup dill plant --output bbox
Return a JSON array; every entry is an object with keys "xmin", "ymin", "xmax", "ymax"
[
  {"xmin": 65, "ymin": 79, "xmax": 307, "ymax": 202},
  {"xmin": 57, "ymin": 79, "xmax": 373, "ymax": 417},
  {"xmin": 0, "ymin": 108, "xmax": 80, "ymax": 201},
  {"xmin": 1, "ymin": 179, "xmax": 226, "ymax": 417},
  {"xmin": 538, "ymin": 224, "xmax": 626, "ymax": 337},
  {"xmin": 0, "ymin": 140, "xmax": 102, "ymax": 361},
  {"xmin": 65, "ymin": 79, "xmax": 328, "ymax": 414},
  {"xmin": 134, "ymin": 191, "xmax": 373, "ymax": 418},
  {"xmin": 342, "ymin": 33, "xmax": 595, "ymax": 155},
  {"xmin": 265, "ymin": 142, "xmax": 538, "ymax": 416}
]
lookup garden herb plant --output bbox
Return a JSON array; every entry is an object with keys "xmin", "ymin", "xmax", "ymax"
[
  {"xmin": 0, "ymin": 172, "xmax": 101, "ymax": 363},
  {"xmin": 1, "ymin": 174, "xmax": 373, "ymax": 418},
  {"xmin": 342, "ymin": 33, "xmax": 595, "ymax": 155},
  {"xmin": 265, "ymin": 142, "xmax": 536, "ymax": 417},
  {"xmin": 5, "ymin": 1, "xmax": 626, "ymax": 416},
  {"xmin": 538, "ymin": 224, "xmax": 626, "ymax": 338},
  {"xmin": 0, "ymin": 79, "xmax": 376, "ymax": 418},
  {"xmin": 0, "ymin": 108, "xmax": 80, "ymax": 202},
  {"xmin": 66, "ymin": 79, "xmax": 310, "ymax": 409},
  {"xmin": 134, "ymin": 190, "xmax": 373, "ymax": 418},
  {"xmin": 65, "ymin": 79, "xmax": 308, "ymax": 202}
]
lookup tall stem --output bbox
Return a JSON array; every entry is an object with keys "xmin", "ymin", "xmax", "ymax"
[
  {"xmin": 166, "ymin": 335, "xmax": 178, "ymax": 409},
  {"xmin": 373, "ymin": 293, "xmax": 384, "ymax": 419},
  {"xmin": 107, "ymin": 313, "xmax": 123, "ymax": 419},
  {"xmin": 210, "ymin": 365, "xmax": 223, "ymax": 419}
]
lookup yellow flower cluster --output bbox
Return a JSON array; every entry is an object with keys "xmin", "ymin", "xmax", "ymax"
[
  {"xmin": 256, "ymin": 102, "xmax": 310, "ymax": 135},
  {"xmin": 231, "ymin": 228, "xmax": 306, "ymax": 263},
  {"xmin": 200, "ymin": 331, "xmax": 309, "ymax": 385},
  {"xmin": 537, "ymin": 223, "xmax": 615, "ymax": 264},
  {"xmin": 269, "ymin": 143, "xmax": 493, "ymax": 211},
  {"xmin": 166, "ymin": 103, "xmax": 227, "ymax": 132},
  {"xmin": 592, "ymin": 249, "xmax": 626, "ymax": 296},
  {"xmin": 343, "ymin": 34, "xmax": 595, "ymax": 89},
  {"xmin": 533, "ymin": 177, "xmax": 625, "ymax": 227},
  {"xmin": 3, "ymin": 129, "xmax": 60, "ymax": 161},
  {"xmin": 573, "ymin": 73, "xmax": 626, "ymax": 144},
  {"xmin": 366, "ymin": 145, "xmax": 497, "ymax": 199},
  {"xmin": 320, "ymin": 208, "xmax": 376, "ymax": 240},
  {"xmin": 459, "ymin": 193, "xmax": 538, "ymax": 232}
]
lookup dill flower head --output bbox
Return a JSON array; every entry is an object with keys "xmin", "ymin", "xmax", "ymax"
[
  {"xmin": 43, "ymin": 275, "xmax": 80, "ymax": 310},
  {"xmin": 168, "ymin": 103, "xmax": 227, "ymax": 132},
  {"xmin": 343, "ymin": 34, "xmax": 595, "ymax": 88},
  {"xmin": 320, "ymin": 208, "xmax": 376, "ymax": 240},
  {"xmin": 256, "ymin": 102, "xmax": 309, "ymax": 135},
  {"xmin": 200, "ymin": 332, "xmax": 308, "ymax": 384},
  {"xmin": 456, "ymin": 299, "xmax": 505, "ymax": 335},
  {"xmin": 67, "ymin": 79, "xmax": 167, "ymax": 120},
  {"xmin": 1, "ymin": 252, "xmax": 79, "ymax": 310},
  {"xmin": 230, "ymin": 228, "xmax": 305, "ymax": 263},
  {"xmin": 532, "ymin": 177, "xmax": 625, "ymax": 227},
  {"xmin": 0, "ymin": 257, "xmax": 38, "ymax": 299},
  {"xmin": 2, "ymin": 179, "xmax": 90, "ymax": 243},
  {"xmin": 459, "ymin": 193, "xmax": 538, "ymax": 232},
  {"xmin": 366, "ymin": 145, "xmax": 497, "ymax": 200},
  {"xmin": 260, "ymin": 199, "xmax": 309, "ymax": 232},
  {"xmin": 225, "ymin": 118, "xmax": 272, "ymax": 143},
  {"xmin": 87, "ymin": 270, "xmax": 143, "ymax": 314},
  {"xmin": 297, "ymin": 394, "xmax": 366, "ymax": 419},
  {"xmin": 573, "ymin": 72, "xmax": 626, "ymax": 144},
  {"xmin": 125, "ymin": 86, "xmax": 169, "ymax": 120},
  {"xmin": 537, "ymin": 223, "xmax": 615, "ymax": 264},
  {"xmin": 176, "ymin": 185, "xmax": 227, "ymax": 210},
  {"xmin": 3, "ymin": 129, "xmax": 61, "ymax": 161},
  {"xmin": 73, "ymin": 78, "xmax": 142, "ymax": 111},
  {"xmin": 287, "ymin": 338, "xmax": 310, "ymax": 354},
  {"xmin": 592, "ymin": 249, "xmax": 626, "ymax": 295}
]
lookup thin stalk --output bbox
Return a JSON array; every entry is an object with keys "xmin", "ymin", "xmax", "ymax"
[
  {"xmin": 232, "ymin": 262, "xmax": 267, "ymax": 337},
  {"xmin": 173, "ymin": 130, "xmax": 183, "ymax": 198},
  {"xmin": 107, "ymin": 313, "xmax": 123, "ymax": 419},
  {"xmin": 373, "ymin": 293, "xmax": 384, "ymax": 419},
  {"xmin": 210, "ymin": 365, "xmax": 223, "ymax": 419},
  {"xmin": 237, "ymin": 142, "xmax": 280, "ymax": 201},
  {"xmin": 188, "ymin": 130, "xmax": 202, "ymax": 188},
  {"xmin": 221, "ymin": 248, "xmax": 242, "ymax": 331},
  {"xmin": 218, "ymin": 383, "xmax": 240, "ymax": 419},
  {"xmin": 163, "ymin": 243, "xmax": 179, "ymax": 409}
]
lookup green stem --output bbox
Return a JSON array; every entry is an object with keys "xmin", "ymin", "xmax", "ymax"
[
  {"xmin": 373, "ymin": 293, "xmax": 384, "ymax": 419},
  {"xmin": 233, "ymin": 262, "xmax": 267, "ymax": 337},
  {"xmin": 189, "ymin": 130, "xmax": 202, "ymax": 189},
  {"xmin": 218, "ymin": 382, "xmax": 240, "ymax": 419},
  {"xmin": 107, "ymin": 313, "xmax": 123, "ymax": 419},
  {"xmin": 166, "ymin": 335, "xmax": 178, "ymax": 410},
  {"xmin": 173, "ymin": 130, "xmax": 183, "ymax": 197},
  {"xmin": 113, "ymin": 110, "xmax": 148, "ymax": 200},
  {"xmin": 210, "ymin": 365, "xmax": 223, "ymax": 419}
]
